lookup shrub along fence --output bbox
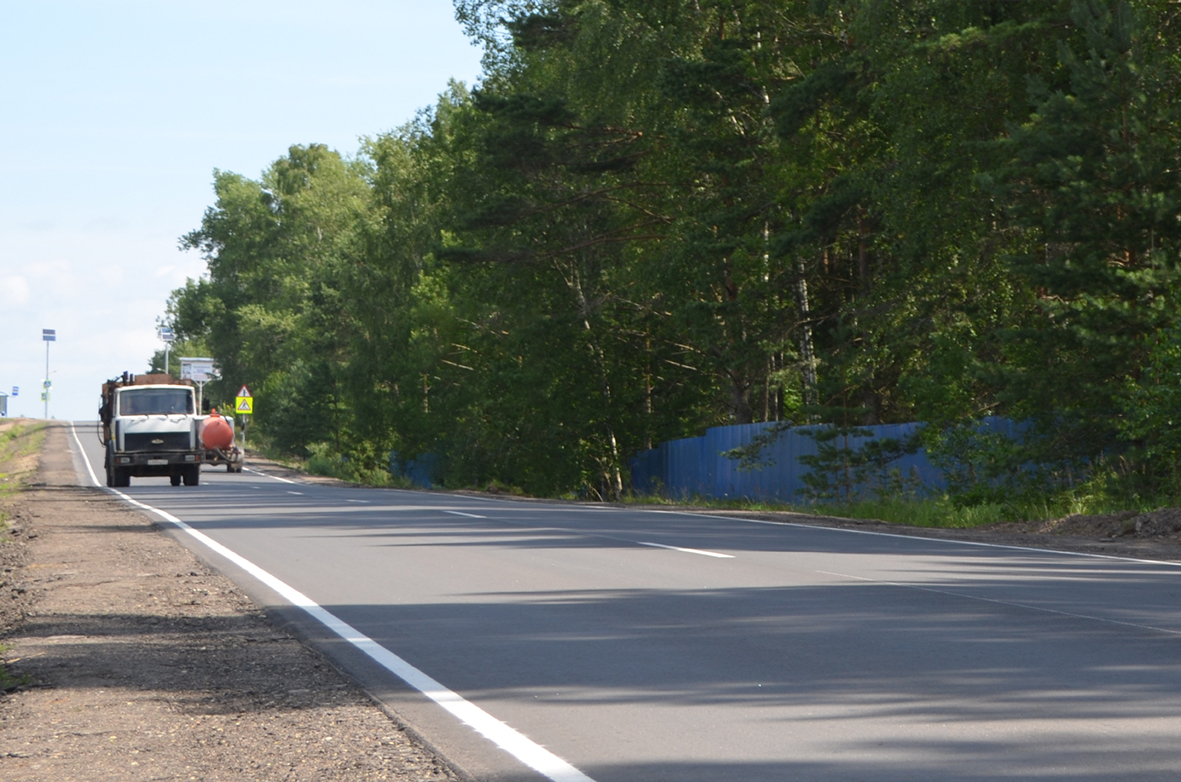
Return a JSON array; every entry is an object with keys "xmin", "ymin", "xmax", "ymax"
[
  {"xmin": 628, "ymin": 418, "xmax": 1024, "ymax": 503},
  {"xmin": 389, "ymin": 451, "xmax": 438, "ymax": 487}
]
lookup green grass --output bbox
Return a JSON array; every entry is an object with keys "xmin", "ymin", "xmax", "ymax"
[
  {"xmin": 620, "ymin": 475, "xmax": 1181, "ymax": 530},
  {"xmin": 802, "ymin": 497, "xmax": 1011, "ymax": 528},
  {"xmin": 0, "ymin": 422, "xmax": 46, "ymax": 692},
  {"xmin": 301, "ymin": 442, "xmax": 417, "ymax": 489},
  {"xmin": 0, "ymin": 421, "xmax": 47, "ymax": 522},
  {"xmin": 0, "ymin": 643, "xmax": 30, "ymax": 693},
  {"xmin": 239, "ymin": 433, "xmax": 420, "ymax": 490},
  {"xmin": 621, "ymin": 491, "xmax": 1051, "ymax": 529}
]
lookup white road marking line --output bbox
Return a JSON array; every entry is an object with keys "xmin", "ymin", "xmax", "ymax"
[
  {"xmin": 287, "ymin": 491, "xmax": 304, "ymax": 496},
  {"xmin": 346, "ymin": 499, "xmax": 371, "ymax": 504},
  {"xmin": 244, "ymin": 467, "xmax": 299, "ymax": 485},
  {"xmin": 638, "ymin": 541, "xmax": 734, "ymax": 559},
  {"xmin": 69, "ymin": 422, "xmax": 100, "ymax": 486},
  {"xmin": 647, "ymin": 509, "xmax": 1181, "ymax": 568},
  {"xmin": 444, "ymin": 510, "xmax": 487, "ymax": 519},
  {"xmin": 816, "ymin": 570, "xmax": 1181, "ymax": 636},
  {"xmin": 70, "ymin": 437, "xmax": 597, "ymax": 782}
]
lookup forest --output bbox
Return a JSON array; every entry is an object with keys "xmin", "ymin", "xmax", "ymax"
[{"xmin": 155, "ymin": 0, "xmax": 1181, "ymax": 509}]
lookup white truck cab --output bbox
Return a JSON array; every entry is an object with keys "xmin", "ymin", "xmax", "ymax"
[{"xmin": 99, "ymin": 374, "xmax": 203, "ymax": 487}]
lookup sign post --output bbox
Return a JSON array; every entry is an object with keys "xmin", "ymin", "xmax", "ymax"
[
  {"xmin": 179, "ymin": 357, "xmax": 218, "ymax": 411},
  {"xmin": 235, "ymin": 385, "xmax": 253, "ymax": 452},
  {"xmin": 42, "ymin": 329, "xmax": 55, "ymax": 419},
  {"xmin": 159, "ymin": 326, "xmax": 175, "ymax": 375}
]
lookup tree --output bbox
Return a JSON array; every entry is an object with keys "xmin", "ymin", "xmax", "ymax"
[
  {"xmin": 985, "ymin": 0, "xmax": 1181, "ymax": 465},
  {"xmin": 173, "ymin": 144, "xmax": 373, "ymax": 456}
]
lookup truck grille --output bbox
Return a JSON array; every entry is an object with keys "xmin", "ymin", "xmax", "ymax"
[{"xmin": 124, "ymin": 432, "xmax": 191, "ymax": 452}]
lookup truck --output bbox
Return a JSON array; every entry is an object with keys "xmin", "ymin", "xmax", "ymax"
[{"xmin": 99, "ymin": 372, "xmax": 204, "ymax": 487}]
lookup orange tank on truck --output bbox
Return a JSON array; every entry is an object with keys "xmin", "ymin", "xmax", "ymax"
[
  {"xmin": 197, "ymin": 408, "xmax": 245, "ymax": 473},
  {"xmin": 200, "ymin": 411, "xmax": 234, "ymax": 449}
]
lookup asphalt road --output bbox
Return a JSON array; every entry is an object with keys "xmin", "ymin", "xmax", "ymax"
[{"xmin": 66, "ymin": 421, "xmax": 1181, "ymax": 781}]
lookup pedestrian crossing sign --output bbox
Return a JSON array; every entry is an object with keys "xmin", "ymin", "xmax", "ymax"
[{"xmin": 235, "ymin": 395, "xmax": 253, "ymax": 414}]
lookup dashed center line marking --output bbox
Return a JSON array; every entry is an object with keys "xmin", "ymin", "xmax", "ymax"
[
  {"xmin": 638, "ymin": 541, "xmax": 734, "ymax": 559},
  {"xmin": 244, "ymin": 467, "xmax": 300, "ymax": 485},
  {"xmin": 444, "ymin": 510, "xmax": 487, "ymax": 519},
  {"xmin": 287, "ymin": 491, "xmax": 304, "ymax": 496},
  {"xmin": 346, "ymin": 499, "xmax": 371, "ymax": 504}
]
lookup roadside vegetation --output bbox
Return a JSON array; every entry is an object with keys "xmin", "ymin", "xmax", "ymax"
[
  {"xmin": 623, "ymin": 490, "xmax": 1170, "ymax": 530},
  {"xmin": 153, "ymin": 1, "xmax": 1181, "ymax": 518},
  {"xmin": 0, "ymin": 419, "xmax": 45, "ymax": 692},
  {"xmin": 0, "ymin": 643, "xmax": 27, "ymax": 693},
  {"xmin": 0, "ymin": 420, "xmax": 46, "ymax": 523}
]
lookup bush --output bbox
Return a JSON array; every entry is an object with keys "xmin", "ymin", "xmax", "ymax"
[{"xmin": 305, "ymin": 442, "xmax": 414, "ymax": 488}]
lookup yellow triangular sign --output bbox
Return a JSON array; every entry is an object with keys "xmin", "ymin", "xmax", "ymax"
[{"xmin": 236, "ymin": 397, "xmax": 253, "ymax": 414}]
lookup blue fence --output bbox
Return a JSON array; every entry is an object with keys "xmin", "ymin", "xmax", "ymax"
[
  {"xmin": 629, "ymin": 418, "xmax": 1022, "ymax": 503},
  {"xmin": 389, "ymin": 451, "xmax": 438, "ymax": 488}
]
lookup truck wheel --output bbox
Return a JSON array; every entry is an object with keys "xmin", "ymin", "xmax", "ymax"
[
  {"xmin": 106, "ymin": 462, "xmax": 115, "ymax": 488},
  {"xmin": 113, "ymin": 468, "xmax": 131, "ymax": 488},
  {"xmin": 182, "ymin": 466, "xmax": 200, "ymax": 486},
  {"xmin": 170, "ymin": 474, "xmax": 182, "ymax": 486}
]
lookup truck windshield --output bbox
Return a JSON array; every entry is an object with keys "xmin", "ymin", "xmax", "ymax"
[{"xmin": 119, "ymin": 388, "xmax": 193, "ymax": 416}]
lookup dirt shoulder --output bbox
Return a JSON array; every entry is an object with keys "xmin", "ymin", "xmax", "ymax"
[{"xmin": 0, "ymin": 423, "xmax": 460, "ymax": 782}]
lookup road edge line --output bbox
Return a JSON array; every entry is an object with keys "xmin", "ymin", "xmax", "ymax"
[{"xmin": 648, "ymin": 509, "xmax": 1181, "ymax": 568}]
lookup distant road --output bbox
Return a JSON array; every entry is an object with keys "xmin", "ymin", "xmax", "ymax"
[{"xmin": 68, "ymin": 420, "xmax": 1181, "ymax": 781}]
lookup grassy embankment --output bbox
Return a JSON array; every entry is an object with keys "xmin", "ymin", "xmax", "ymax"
[
  {"xmin": 0, "ymin": 419, "xmax": 45, "ymax": 525},
  {"xmin": 620, "ymin": 480, "xmax": 1170, "ymax": 529},
  {"xmin": 0, "ymin": 419, "xmax": 46, "ymax": 691},
  {"xmin": 616, "ymin": 494, "xmax": 1015, "ymax": 528}
]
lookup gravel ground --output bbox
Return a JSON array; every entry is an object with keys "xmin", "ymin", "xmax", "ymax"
[{"xmin": 0, "ymin": 423, "xmax": 461, "ymax": 782}]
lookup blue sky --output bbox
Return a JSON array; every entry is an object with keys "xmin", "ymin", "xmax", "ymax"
[{"xmin": 0, "ymin": 1, "xmax": 484, "ymax": 420}]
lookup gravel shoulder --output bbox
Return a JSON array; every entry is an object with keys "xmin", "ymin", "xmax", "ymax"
[{"xmin": 0, "ymin": 423, "xmax": 460, "ymax": 782}]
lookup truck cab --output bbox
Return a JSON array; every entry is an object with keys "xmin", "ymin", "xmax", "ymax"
[{"xmin": 100, "ymin": 374, "xmax": 203, "ymax": 487}]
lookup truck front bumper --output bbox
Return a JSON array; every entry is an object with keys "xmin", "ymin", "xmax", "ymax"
[{"xmin": 111, "ymin": 451, "xmax": 201, "ymax": 476}]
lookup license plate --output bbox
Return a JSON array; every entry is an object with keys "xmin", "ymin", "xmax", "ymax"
[{"xmin": 147, "ymin": 459, "xmax": 168, "ymax": 466}]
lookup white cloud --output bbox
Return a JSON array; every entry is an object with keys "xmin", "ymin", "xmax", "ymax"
[{"xmin": 1, "ymin": 275, "xmax": 30, "ymax": 305}]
